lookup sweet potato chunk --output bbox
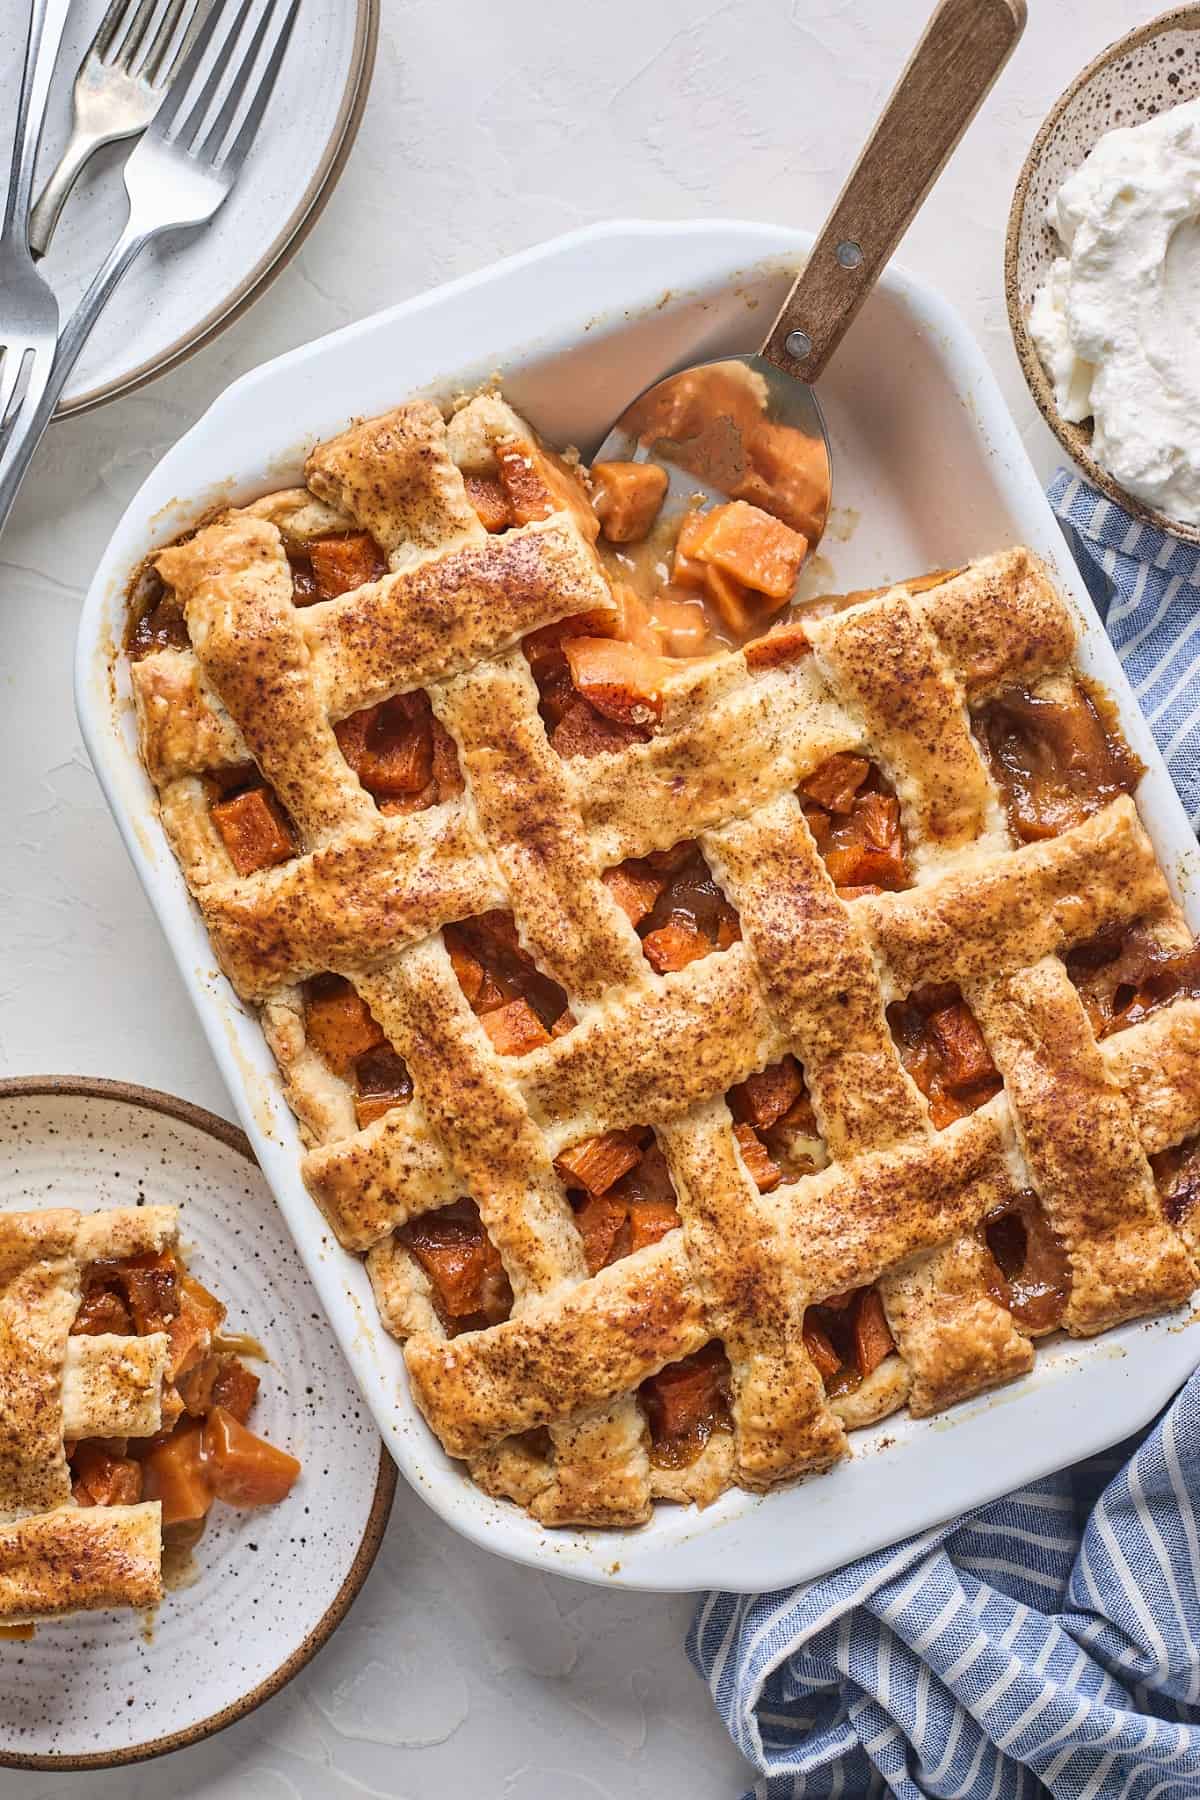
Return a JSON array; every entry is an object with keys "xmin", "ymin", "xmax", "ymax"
[
  {"xmin": 801, "ymin": 754, "xmax": 870, "ymax": 815},
  {"xmin": 652, "ymin": 591, "xmax": 711, "ymax": 658},
  {"xmin": 211, "ymin": 787, "xmax": 296, "ymax": 876},
  {"xmin": 404, "ymin": 1207, "xmax": 511, "ymax": 1324},
  {"xmin": 129, "ymin": 587, "xmax": 189, "ymax": 657},
  {"xmin": 627, "ymin": 1196, "xmax": 680, "ymax": 1253},
  {"xmin": 641, "ymin": 919, "xmax": 711, "ymax": 974},
  {"xmin": 141, "ymin": 1421, "xmax": 212, "ymax": 1528},
  {"xmin": 495, "ymin": 439, "xmax": 599, "ymax": 541},
  {"xmin": 119, "ymin": 1250, "xmax": 182, "ymax": 1336},
  {"xmin": 927, "ymin": 1003, "xmax": 997, "ymax": 1094},
  {"xmin": 744, "ymin": 618, "xmax": 812, "ymax": 670},
  {"xmin": 481, "ymin": 997, "xmax": 552, "ymax": 1057},
  {"xmin": 822, "ymin": 792, "xmax": 907, "ymax": 891},
  {"xmin": 703, "ymin": 565, "xmax": 754, "ymax": 636},
  {"xmin": 976, "ymin": 679, "xmax": 1141, "ymax": 844},
  {"xmin": 602, "ymin": 860, "xmax": 667, "ymax": 927},
  {"xmin": 640, "ymin": 1344, "xmax": 730, "ymax": 1465},
  {"xmin": 309, "ymin": 532, "xmax": 387, "ymax": 600},
  {"xmin": 555, "ymin": 1130, "xmax": 644, "ymax": 1197},
  {"xmin": 890, "ymin": 986, "xmax": 1001, "ymax": 1128},
  {"xmin": 671, "ymin": 510, "xmax": 709, "ymax": 589},
  {"xmin": 570, "ymin": 1143, "xmax": 680, "ymax": 1272},
  {"xmin": 336, "ymin": 693, "xmax": 436, "ymax": 800},
  {"xmin": 175, "ymin": 1351, "xmax": 220, "ymax": 1417},
  {"xmin": 733, "ymin": 1122, "xmax": 781, "ymax": 1193},
  {"xmin": 803, "ymin": 1315, "xmax": 841, "ymax": 1382},
  {"xmin": 562, "ymin": 636, "xmax": 664, "ymax": 727},
  {"xmin": 445, "ymin": 938, "xmax": 484, "ymax": 1008},
  {"xmin": 72, "ymin": 1443, "xmax": 143, "ymax": 1508},
  {"xmin": 739, "ymin": 417, "xmax": 830, "ymax": 541},
  {"xmin": 464, "ymin": 473, "xmax": 514, "ymax": 533},
  {"xmin": 573, "ymin": 1192, "xmax": 628, "ymax": 1275},
  {"xmin": 643, "ymin": 1361, "xmax": 713, "ymax": 1442},
  {"xmin": 599, "ymin": 582, "xmax": 665, "ymax": 653},
  {"xmin": 550, "ymin": 695, "xmax": 647, "ymax": 759},
  {"xmin": 71, "ymin": 1285, "xmax": 133, "ymax": 1336},
  {"xmin": 621, "ymin": 1138, "xmax": 676, "ymax": 1207},
  {"xmin": 203, "ymin": 1408, "xmax": 301, "ymax": 1508},
  {"xmin": 305, "ymin": 976, "xmax": 385, "ymax": 1077},
  {"xmin": 165, "ymin": 1276, "xmax": 226, "ymax": 1380},
  {"xmin": 691, "ymin": 500, "xmax": 808, "ymax": 600},
  {"xmin": 854, "ymin": 1287, "xmax": 894, "ymax": 1377},
  {"xmin": 591, "ymin": 460, "xmax": 669, "ymax": 544},
  {"xmin": 729, "ymin": 1056, "xmax": 805, "ymax": 1131},
  {"xmin": 210, "ymin": 1356, "xmax": 261, "ymax": 1425}
]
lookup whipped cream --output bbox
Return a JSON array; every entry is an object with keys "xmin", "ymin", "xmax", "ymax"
[{"xmin": 1029, "ymin": 96, "xmax": 1200, "ymax": 525}]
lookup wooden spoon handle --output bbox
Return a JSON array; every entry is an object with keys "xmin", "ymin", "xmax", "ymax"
[{"xmin": 761, "ymin": 0, "xmax": 1025, "ymax": 383}]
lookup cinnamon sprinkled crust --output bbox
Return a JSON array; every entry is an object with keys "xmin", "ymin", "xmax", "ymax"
[
  {"xmin": 0, "ymin": 1207, "xmax": 174, "ymax": 1622},
  {"xmin": 0, "ymin": 1505, "xmax": 162, "ymax": 1625},
  {"xmin": 127, "ymin": 392, "xmax": 1200, "ymax": 1526}
]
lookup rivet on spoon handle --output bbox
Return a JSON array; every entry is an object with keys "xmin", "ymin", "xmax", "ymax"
[{"xmin": 762, "ymin": 0, "xmax": 1026, "ymax": 386}]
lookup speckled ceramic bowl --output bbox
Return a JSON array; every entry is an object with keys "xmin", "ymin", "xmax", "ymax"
[
  {"xmin": 0, "ymin": 1077, "xmax": 396, "ymax": 1771},
  {"xmin": 1006, "ymin": 5, "xmax": 1200, "ymax": 544}
]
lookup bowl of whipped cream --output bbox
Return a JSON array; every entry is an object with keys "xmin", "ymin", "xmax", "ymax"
[{"xmin": 1007, "ymin": 7, "xmax": 1200, "ymax": 541}]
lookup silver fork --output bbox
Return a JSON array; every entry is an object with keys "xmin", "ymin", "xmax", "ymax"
[
  {"xmin": 30, "ymin": 0, "xmax": 210, "ymax": 258},
  {"xmin": 0, "ymin": 0, "xmax": 300, "ymax": 537},
  {"xmin": 0, "ymin": 0, "xmax": 74, "ymax": 444}
]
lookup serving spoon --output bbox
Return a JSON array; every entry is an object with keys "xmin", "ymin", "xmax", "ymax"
[{"xmin": 593, "ymin": 0, "xmax": 1026, "ymax": 554}]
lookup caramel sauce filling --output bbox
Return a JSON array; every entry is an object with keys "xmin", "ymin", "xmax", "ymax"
[
  {"xmin": 982, "ymin": 1192, "xmax": 1071, "ymax": 1335},
  {"xmin": 975, "ymin": 677, "xmax": 1142, "ymax": 843}
]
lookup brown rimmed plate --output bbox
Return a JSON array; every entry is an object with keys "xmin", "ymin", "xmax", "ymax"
[
  {"xmin": 0, "ymin": 0, "xmax": 379, "ymax": 418},
  {"xmin": 0, "ymin": 1075, "xmax": 395, "ymax": 1770}
]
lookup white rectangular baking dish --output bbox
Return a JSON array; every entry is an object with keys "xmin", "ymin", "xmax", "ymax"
[{"xmin": 75, "ymin": 220, "xmax": 1200, "ymax": 1593}]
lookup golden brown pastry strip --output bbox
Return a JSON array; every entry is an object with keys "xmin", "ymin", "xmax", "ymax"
[
  {"xmin": 972, "ymin": 957, "xmax": 1197, "ymax": 1335},
  {"xmin": 0, "ymin": 1504, "xmax": 163, "ymax": 1624}
]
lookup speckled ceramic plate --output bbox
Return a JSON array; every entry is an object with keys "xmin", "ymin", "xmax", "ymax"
[
  {"xmin": 0, "ymin": 1076, "xmax": 395, "ymax": 1770},
  {"xmin": 1006, "ymin": 5, "xmax": 1200, "ymax": 542},
  {"xmin": 0, "ymin": 0, "xmax": 377, "ymax": 417}
]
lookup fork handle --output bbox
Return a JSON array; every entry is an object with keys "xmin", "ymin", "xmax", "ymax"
[
  {"xmin": 0, "ymin": 216, "xmax": 150, "ymax": 534},
  {"xmin": 5, "ymin": 0, "xmax": 76, "ymax": 238},
  {"xmin": 30, "ymin": 128, "xmax": 115, "ymax": 259}
]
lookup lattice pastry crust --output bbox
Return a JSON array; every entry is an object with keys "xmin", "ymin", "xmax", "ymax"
[
  {"xmin": 0, "ymin": 1208, "xmax": 172, "ymax": 1621},
  {"xmin": 128, "ymin": 393, "xmax": 1200, "ymax": 1528}
]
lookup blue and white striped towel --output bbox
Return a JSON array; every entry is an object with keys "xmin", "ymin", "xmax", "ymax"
[
  {"xmin": 690, "ymin": 473, "xmax": 1200, "ymax": 1800},
  {"xmin": 1052, "ymin": 472, "xmax": 1200, "ymax": 826}
]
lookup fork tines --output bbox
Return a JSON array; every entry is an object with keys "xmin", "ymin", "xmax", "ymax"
[
  {"xmin": 96, "ymin": 0, "xmax": 205, "ymax": 89},
  {"xmin": 151, "ymin": 0, "xmax": 300, "ymax": 171}
]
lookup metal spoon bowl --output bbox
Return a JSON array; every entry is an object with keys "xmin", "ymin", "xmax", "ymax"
[{"xmin": 593, "ymin": 0, "xmax": 1026, "ymax": 562}]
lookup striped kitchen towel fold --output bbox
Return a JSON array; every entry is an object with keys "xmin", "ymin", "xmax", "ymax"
[{"xmin": 689, "ymin": 472, "xmax": 1200, "ymax": 1800}]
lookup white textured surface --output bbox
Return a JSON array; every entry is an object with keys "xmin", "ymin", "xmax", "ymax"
[{"xmin": 0, "ymin": 0, "xmax": 1142, "ymax": 1791}]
